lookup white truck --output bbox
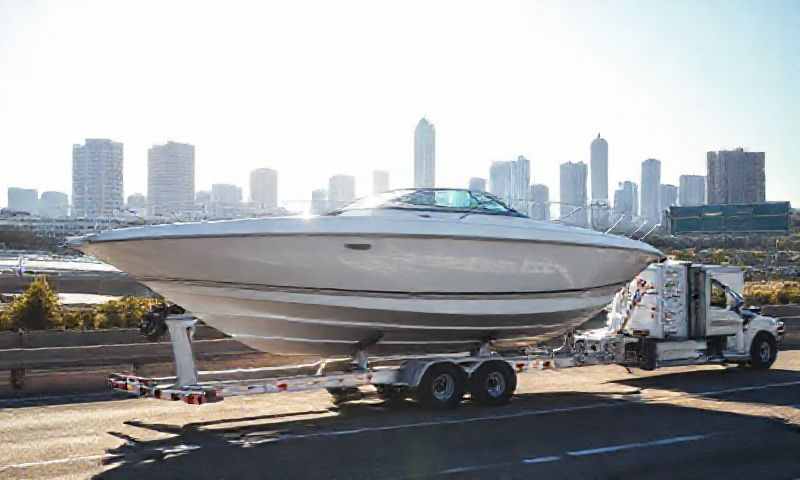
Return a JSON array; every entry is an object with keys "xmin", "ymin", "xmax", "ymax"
[{"xmin": 109, "ymin": 260, "xmax": 785, "ymax": 409}]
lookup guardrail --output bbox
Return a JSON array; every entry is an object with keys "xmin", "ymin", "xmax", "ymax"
[{"xmin": 0, "ymin": 326, "xmax": 256, "ymax": 371}]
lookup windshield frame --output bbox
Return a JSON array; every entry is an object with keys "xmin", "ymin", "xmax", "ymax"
[{"xmin": 327, "ymin": 188, "xmax": 528, "ymax": 218}]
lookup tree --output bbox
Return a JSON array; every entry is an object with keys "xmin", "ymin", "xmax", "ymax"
[{"xmin": 4, "ymin": 276, "xmax": 63, "ymax": 330}]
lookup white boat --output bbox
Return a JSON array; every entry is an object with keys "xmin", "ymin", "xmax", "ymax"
[{"xmin": 72, "ymin": 189, "xmax": 663, "ymax": 356}]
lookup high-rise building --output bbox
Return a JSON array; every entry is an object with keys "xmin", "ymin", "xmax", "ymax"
[
  {"xmin": 7, "ymin": 187, "xmax": 38, "ymax": 214},
  {"xmin": 250, "ymin": 168, "xmax": 278, "ymax": 210},
  {"xmin": 414, "ymin": 118, "xmax": 435, "ymax": 187},
  {"xmin": 613, "ymin": 181, "xmax": 639, "ymax": 221},
  {"xmin": 707, "ymin": 148, "xmax": 765, "ymax": 204},
  {"xmin": 72, "ymin": 139, "xmax": 124, "ymax": 218},
  {"xmin": 195, "ymin": 190, "xmax": 211, "ymax": 210},
  {"xmin": 147, "ymin": 141, "xmax": 195, "ymax": 216},
  {"xmin": 679, "ymin": 175, "xmax": 706, "ymax": 206},
  {"xmin": 126, "ymin": 193, "xmax": 147, "ymax": 209},
  {"xmin": 311, "ymin": 189, "xmax": 328, "ymax": 215},
  {"xmin": 660, "ymin": 184, "xmax": 678, "ymax": 210},
  {"xmin": 529, "ymin": 184, "xmax": 550, "ymax": 221},
  {"xmin": 211, "ymin": 184, "xmax": 242, "ymax": 205},
  {"xmin": 590, "ymin": 134, "xmax": 608, "ymax": 202},
  {"xmin": 641, "ymin": 158, "xmax": 661, "ymax": 223},
  {"xmin": 559, "ymin": 161, "xmax": 588, "ymax": 227},
  {"xmin": 38, "ymin": 191, "xmax": 69, "ymax": 217},
  {"xmin": 468, "ymin": 177, "xmax": 486, "ymax": 192},
  {"xmin": 328, "ymin": 175, "xmax": 356, "ymax": 210},
  {"xmin": 373, "ymin": 170, "xmax": 390, "ymax": 194},
  {"xmin": 489, "ymin": 156, "xmax": 530, "ymax": 211}
]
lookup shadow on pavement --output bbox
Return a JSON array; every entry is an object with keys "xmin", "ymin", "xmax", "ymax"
[
  {"xmin": 93, "ymin": 387, "xmax": 800, "ymax": 480},
  {"xmin": 610, "ymin": 367, "xmax": 800, "ymax": 407}
]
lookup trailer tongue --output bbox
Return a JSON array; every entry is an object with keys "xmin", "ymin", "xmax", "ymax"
[{"xmin": 108, "ymin": 261, "xmax": 784, "ymax": 409}]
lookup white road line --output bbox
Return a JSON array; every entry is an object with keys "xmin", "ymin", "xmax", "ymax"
[
  {"xmin": 521, "ymin": 455, "xmax": 561, "ymax": 464},
  {"xmin": 566, "ymin": 434, "xmax": 709, "ymax": 456},
  {"xmin": 0, "ymin": 453, "xmax": 119, "ymax": 471},
  {"xmin": 694, "ymin": 380, "xmax": 800, "ymax": 398}
]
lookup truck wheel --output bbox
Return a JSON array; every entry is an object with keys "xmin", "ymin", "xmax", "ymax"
[
  {"xmin": 415, "ymin": 363, "xmax": 466, "ymax": 410},
  {"xmin": 749, "ymin": 332, "xmax": 777, "ymax": 370},
  {"xmin": 470, "ymin": 360, "xmax": 517, "ymax": 406}
]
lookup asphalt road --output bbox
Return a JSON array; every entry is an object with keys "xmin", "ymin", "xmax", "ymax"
[{"xmin": 1, "ymin": 351, "xmax": 799, "ymax": 479}]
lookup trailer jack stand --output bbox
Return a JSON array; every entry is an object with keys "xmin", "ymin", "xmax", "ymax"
[{"xmin": 165, "ymin": 315, "xmax": 200, "ymax": 387}]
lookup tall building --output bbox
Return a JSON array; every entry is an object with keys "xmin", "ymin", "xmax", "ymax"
[
  {"xmin": 613, "ymin": 181, "xmax": 639, "ymax": 221},
  {"xmin": 211, "ymin": 184, "xmax": 242, "ymax": 205},
  {"xmin": 126, "ymin": 193, "xmax": 146, "ymax": 209},
  {"xmin": 72, "ymin": 139, "xmax": 124, "ymax": 218},
  {"xmin": 38, "ymin": 191, "xmax": 69, "ymax": 217},
  {"xmin": 311, "ymin": 189, "xmax": 328, "ymax": 215},
  {"xmin": 373, "ymin": 170, "xmax": 390, "ymax": 194},
  {"xmin": 7, "ymin": 187, "xmax": 38, "ymax": 214},
  {"xmin": 559, "ymin": 161, "xmax": 588, "ymax": 227},
  {"xmin": 489, "ymin": 156, "xmax": 530, "ymax": 211},
  {"xmin": 590, "ymin": 133, "xmax": 608, "ymax": 202},
  {"xmin": 328, "ymin": 175, "xmax": 356, "ymax": 210},
  {"xmin": 707, "ymin": 148, "xmax": 765, "ymax": 204},
  {"xmin": 147, "ymin": 141, "xmax": 195, "ymax": 216},
  {"xmin": 660, "ymin": 184, "xmax": 678, "ymax": 210},
  {"xmin": 468, "ymin": 177, "xmax": 486, "ymax": 192},
  {"xmin": 529, "ymin": 184, "xmax": 550, "ymax": 221},
  {"xmin": 641, "ymin": 158, "xmax": 661, "ymax": 223},
  {"xmin": 250, "ymin": 168, "xmax": 278, "ymax": 210},
  {"xmin": 414, "ymin": 118, "xmax": 435, "ymax": 187},
  {"xmin": 679, "ymin": 175, "xmax": 706, "ymax": 206}
]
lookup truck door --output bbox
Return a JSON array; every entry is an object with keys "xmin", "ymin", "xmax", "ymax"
[{"xmin": 688, "ymin": 266, "xmax": 707, "ymax": 339}]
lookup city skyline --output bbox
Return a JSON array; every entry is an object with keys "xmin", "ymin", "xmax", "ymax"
[{"xmin": 1, "ymin": 1, "xmax": 797, "ymax": 210}]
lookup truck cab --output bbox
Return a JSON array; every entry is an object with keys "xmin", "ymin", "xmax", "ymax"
[{"xmin": 577, "ymin": 261, "xmax": 783, "ymax": 370}]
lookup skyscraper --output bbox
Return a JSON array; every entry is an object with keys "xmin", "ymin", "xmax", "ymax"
[
  {"xmin": 706, "ymin": 148, "xmax": 765, "ymax": 204},
  {"xmin": 414, "ymin": 118, "xmax": 435, "ymax": 187},
  {"xmin": 148, "ymin": 141, "xmax": 195, "ymax": 216},
  {"xmin": 38, "ymin": 191, "xmax": 69, "ymax": 217},
  {"xmin": 613, "ymin": 181, "xmax": 639, "ymax": 221},
  {"xmin": 126, "ymin": 193, "xmax": 147, "ymax": 210},
  {"xmin": 641, "ymin": 158, "xmax": 661, "ymax": 224},
  {"xmin": 211, "ymin": 184, "xmax": 242, "ymax": 205},
  {"xmin": 660, "ymin": 184, "xmax": 678, "ymax": 209},
  {"xmin": 311, "ymin": 189, "xmax": 328, "ymax": 214},
  {"xmin": 559, "ymin": 161, "xmax": 588, "ymax": 227},
  {"xmin": 679, "ymin": 175, "xmax": 706, "ymax": 206},
  {"xmin": 468, "ymin": 177, "xmax": 486, "ymax": 192},
  {"xmin": 7, "ymin": 187, "xmax": 38, "ymax": 214},
  {"xmin": 373, "ymin": 170, "xmax": 390, "ymax": 194},
  {"xmin": 529, "ymin": 184, "xmax": 550, "ymax": 221},
  {"xmin": 489, "ymin": 156, "xmax": 529, "ymax": 211},
  {"xmin": 72, "ymin": 139, "xmax": 124, "ymax": 218},
  {"xmin": 250, "ymin": 168, "xmax": 278, "ymax": 210},
  {"xmin": 590, "ymin": 134, "xmax": 608, "ymax": 202},
  {"xmin": 328, "ymin": 175, "xmax": 356, "ymax": 210}
]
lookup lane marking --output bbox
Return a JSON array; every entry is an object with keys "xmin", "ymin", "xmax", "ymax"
[
  {"xmin": 521, "ymin": 455, "xmax": 562, "ymax": 464},
  {"xmin": 693, "ymin": 380, "xmax": 800, "ymax": 398},
  {"xmin": 566, "ymin": 434, "xmax": 709, "ymax": 456},
  {"xmin": 0, "ymin": 453, "xmax": 119, "ymax": 471}
]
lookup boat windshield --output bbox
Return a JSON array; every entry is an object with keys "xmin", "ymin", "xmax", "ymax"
[{"xmin": 329, "ymin": 189, "xmax": 526, "ymax": 217}]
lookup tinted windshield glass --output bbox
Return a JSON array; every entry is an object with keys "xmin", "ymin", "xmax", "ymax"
[{"xmin": 331, "ymin": 189, "xmax": 523, "ymax": 216}]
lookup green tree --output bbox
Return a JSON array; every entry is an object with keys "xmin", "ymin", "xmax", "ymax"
[{"xmin": 4, "ymin": 276, "xmax": 63, "ymax": 330}]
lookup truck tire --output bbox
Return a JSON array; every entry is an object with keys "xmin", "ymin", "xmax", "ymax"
[
  {"xmin": 415, "ymin": 363, "xmax": 466, "ymax": 410},
  {"xmin": 749, "ymin": 332, "xmax": 777, "ymax": 370},
  {"xmin": 469, "ymin": 360, "xmax": 517, "ymax": 406}
]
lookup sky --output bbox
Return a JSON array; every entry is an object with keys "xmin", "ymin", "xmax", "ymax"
[{"xmin": 1, "ymin": 0, "xmax": 798, "ymax": 211}]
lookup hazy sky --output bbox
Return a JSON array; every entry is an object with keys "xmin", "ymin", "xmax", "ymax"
[{"xmin": 1, "ymin": 0, "xmax": 798, "ymax": 210}]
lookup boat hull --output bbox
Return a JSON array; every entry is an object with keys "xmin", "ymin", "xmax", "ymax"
[{"xmin": 143, "ymin": 279, "xmax": 620, "ymax": 356}]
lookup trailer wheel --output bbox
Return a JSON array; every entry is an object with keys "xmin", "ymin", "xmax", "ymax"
[
  {"xmin": 415, "ymin": 363, "xmax": 466, "ymax": 410},
  {"xmin": 469, "ymin": 360, "xmax": 517, "ymax": 406},
  {"xmin": 749, "ymin": 332, "xmax": 777, "ymax": 370}
]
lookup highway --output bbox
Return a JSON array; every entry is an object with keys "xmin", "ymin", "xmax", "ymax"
[{"xmin": 1, "ymin": 350, "xmax": 799, "ymax": 479}]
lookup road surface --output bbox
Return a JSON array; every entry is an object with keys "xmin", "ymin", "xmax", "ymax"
[{"xmin": 1, "ymin": 350, "xmax": 799, "ymax": 479}]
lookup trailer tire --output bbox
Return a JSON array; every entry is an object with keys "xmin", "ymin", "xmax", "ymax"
[
  {"xmin": 749, "ymin": 332, "xmax": 777, "ymax": 370},
  {"xmin": 469, "ymin": 360, "xmax": 516, "ymax": 406},
  {"xmin": 415, "ymin": 363, "xmax": 466, "ymax": 410}
]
